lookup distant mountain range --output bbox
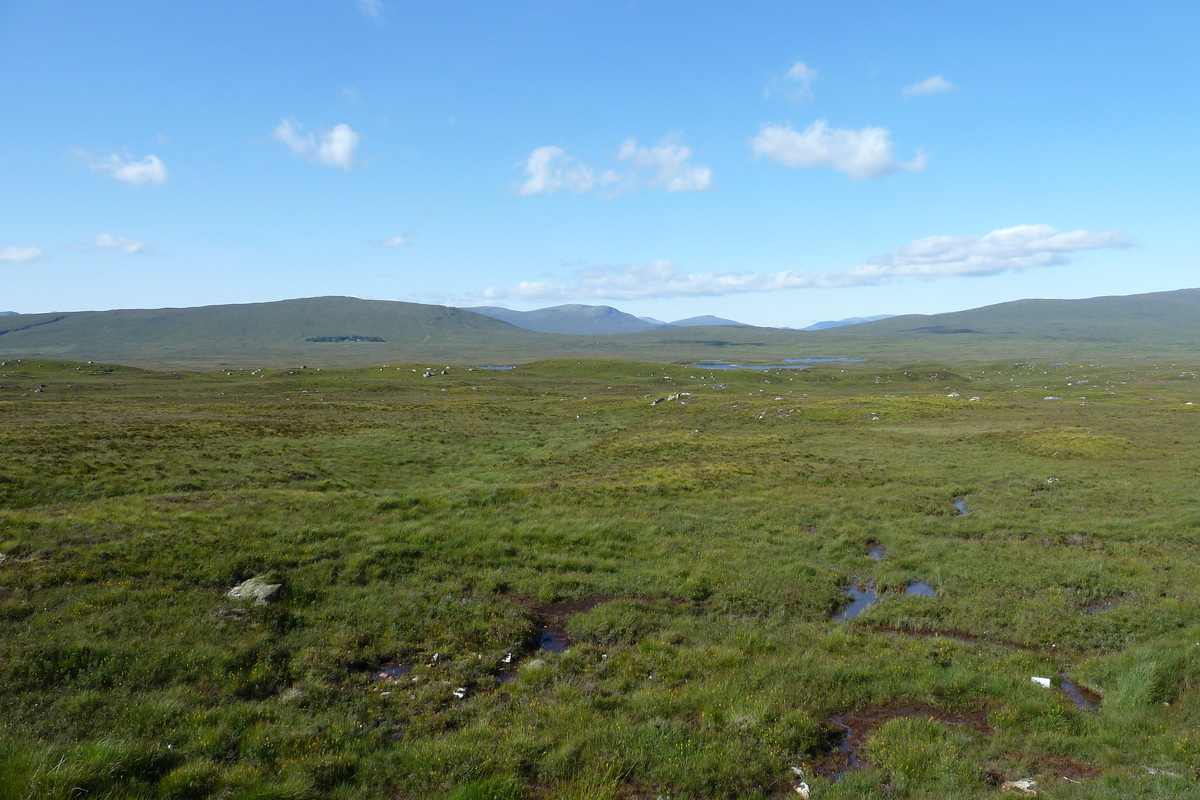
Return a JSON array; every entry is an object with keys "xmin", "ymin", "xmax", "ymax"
[
  {"xmin": 0, "ymin": 311, "xmax": 18, "ymax": 316},
  {"xmin": 3, "ymin": 288, "xmax": 1200, "ymax": 368},
  {"xmin": 461, "ymin": 304, "xmax": 659, "ymax": 334},
  {"xmin": 461, "ymin": 304, "xmax": 748, "ymax": 334},
  {"xmin": 669, "ymin": 315, "xmax": 748, "ymax": 328},
  {"xmin": 803, "ymin": 314, "xmax": 895, "ymax": 331}
]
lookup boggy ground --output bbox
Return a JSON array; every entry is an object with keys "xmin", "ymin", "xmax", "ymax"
[{"xmin": 3, "ymin": 357, "xmax": 1200, "ymax": 798}]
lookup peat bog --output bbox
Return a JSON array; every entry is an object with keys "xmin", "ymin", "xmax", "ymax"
[{"xmin": 3, "ymin": 357, "xmax": 1200, "ymax": 798}]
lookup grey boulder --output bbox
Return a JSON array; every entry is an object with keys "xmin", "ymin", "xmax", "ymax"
[{"xmin": 227, "ymin": 576, "xmax": 283, "ymax": 605}]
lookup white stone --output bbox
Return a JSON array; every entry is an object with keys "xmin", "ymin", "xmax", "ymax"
[
  {"xmin": 227, "ymin": 576, "xmax": 283, "ymax": 605},
  {"xmin": 1001, "ymin": 778, "xmax": 1038, "ymax": 795}
]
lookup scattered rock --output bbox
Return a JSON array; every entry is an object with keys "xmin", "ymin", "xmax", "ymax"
[
  {"xmin": 227, "ymin": 576, "xmax": 284, "ymax": 605},
  {"xmin": 1031, "ymin": 676, "xmax": 1051, "ymax": 688},
  {"xmin": 790, "ymin": 766, "xmax": 810, "ymax": 798},
  {"xmin": 1001, "ymin": 778, "xmax": 1038, "ymax": 795}
]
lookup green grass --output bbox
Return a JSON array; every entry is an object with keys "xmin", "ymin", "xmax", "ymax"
[{"xmin": 3, "ymin": 357, "xmax": 1200, "ymax": 797}]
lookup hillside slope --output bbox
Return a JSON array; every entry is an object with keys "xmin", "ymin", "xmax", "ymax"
[
  {"xmin": 0, "ymin": 297, "xmax": 537, "ymax": 368},
  {"xmin": 4, "ymin": 289, "xmax": 1200, "ymax": 368}
]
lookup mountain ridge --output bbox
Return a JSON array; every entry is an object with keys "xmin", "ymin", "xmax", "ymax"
[{"xmin": 3, "ymin": 288, "xmax": 1200, "ymax": 368}]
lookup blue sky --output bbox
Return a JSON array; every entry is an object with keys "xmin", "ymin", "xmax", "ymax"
[{"xmin": 2, "ymin": 1, "xmax": 1196, "ymax": 327}]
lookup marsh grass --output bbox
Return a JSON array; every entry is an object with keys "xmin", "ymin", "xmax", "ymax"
[{"xmin": 3, "ymin": 358, "xmax": 1200, "ymax": 796}]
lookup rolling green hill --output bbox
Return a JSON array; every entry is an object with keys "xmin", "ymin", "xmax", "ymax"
[
  {"xmin": 0, "ymin": 297, "xmax": 539, "ymax": 369},
  {"xmin": 2, "ymin": 289, "xmax": 1200, "ymax": 369},
  {"xmin": 808, "ymin": 287, "xmax": 1200, "ymax": 361}
]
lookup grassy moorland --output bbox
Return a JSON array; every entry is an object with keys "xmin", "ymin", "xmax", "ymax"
[{"xmin": 3, "ymin": 356, "xmax": 1200, "ymax": 798}]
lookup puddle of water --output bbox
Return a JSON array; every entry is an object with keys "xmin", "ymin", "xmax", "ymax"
[
  {"xmin": 1084, "ymin": 599, "xmax": 1118, "ymax": 615},
  {"xmin": 815, "ymin": 703, "xmax": 992, "ymax": 779},
  {"xmin": 1058, "ymin": 672, "xmax": 1101, "ymax": 712},
  {"xmin": 954, "ymin": 498, "xmax": 968, "ymax": 515},
  {"xmin": 906, "ymin": 581, "xmax": 936, "ymax": 597},
  {"xmin": 829, "ymin": 716, "xmax": 861, "ymax": 777},
  {"xmin": 874, "ymin": 626, "xmax": 979, "ymax": 647},
  {"xmin": 835, "ymin": 583, "xmax": 878, "ymax": 621},
  {"xmin": 479, "ymin": 366, "xmax": 515, "ymax": 370},
  {"xmin": 371, "ymin": 663, "xmax": 412, "ymax": 681},
  {"xmin": 866, "ymin": 542, "xmax": 886, "ymax": 561},
  {"xmin": 538, "ymin": 629, "xmax": 569, "ymax": 653}
]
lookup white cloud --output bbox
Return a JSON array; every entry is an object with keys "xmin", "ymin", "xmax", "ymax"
[
  {"xmin": 0, "ymin": 246, "xmax": 45, "ymax": 264},
  {"xmin": 518, "ymin": 134, "xmax": 710, "ymax": 196},
  {"xmin": 273, "ymin": 118, "xmax": 360, "ymax": 170},
  {"xmin": 839, "ymin": 225, "xmax": 1131, "ymax": 282},
  {"xmin": 356, "ymin": 0, "xmax": 383, "ymax": 21},
  {"xmin": 94, "ymin": 233, "xmax": 151, "ymax": 255},
  {"xmin": 749, "ymin": 120, "xmax": 927, "ymax": 180},
  {"xmin": 81, "ymin": 151, "xmax": 169, "ymax": 186},
  {"xmin": 518, "ymin": 146, "xmax": 604, "ymax": 196},
  {"xmin": 379, "ymin": 235, "xmax": 407, "ymax": 247},
  {"xmin": 476, "ymin": 225, "xmax": 1131, "ymax": 300},
  {"xmin": 766, "ymin": 60, "xmax": 818, "ymax": 102},
  {"xmin": 616, "ymin": 135, "xmax": 712, "ymax": 192},
  {"xmin": 902, "ymin": 75, "xmax": 958, "ymax": 97}
]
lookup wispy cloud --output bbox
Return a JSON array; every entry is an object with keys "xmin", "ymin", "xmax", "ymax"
[
  {"xmin": 93, "ymin": 233, "xmax": 152, "ymax": 255},
  {"xmin": 78, "ymin": 151, "xmax": 169, "ymax": 186},
  {"xmin": 476, "ymin": 225, "xmax": 1132, "ymax": 300},
  {"xmin": 765, "ymin": 60, "xmax": 818, "ymax": 102},
  {"xmin": 273, "ymin": 118, "xmax": 361, "ymax": 170},
  {"xmin": 749, "ymin": 120, "xmax": 926, "ymax": 180},
  {"xmin": 616, "ymin": 135, "xmax": 712, "ymax": 192},
  {"xmin": 518, "ymin": 146, "xmax": 609, "ymax": 196},
  {"xmin": 0, "ymin": 246, "xmax": 45, "ymax": 264},
  {"xmin": 356, "ymin": 0, "xmax": 384, "ymax": 22},
  {"xmin": 518, "ymin": 133, "xmax": 711, "ymax": 196},
  {"xmin": 379, "ymin": 235, "xmax": 407, "ymax": 247},
  {"xmin": 902, "ymin": 75, "xmax": 958, "ymax": 97}
]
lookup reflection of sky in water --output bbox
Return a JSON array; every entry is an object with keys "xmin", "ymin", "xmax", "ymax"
[
  {"xmin": 372, "ymin": 664, "xmax": 411, "ymax": 680},
  {"xmin": 783, "ymin": 358, "xmax": 865, "ymax": 363},
  {"xmin": 539, "ymin": 630, "xmax": 568, "ymax": 653},
  {"xmin": 689, "ymin": 363, "xmax": 809, "ymax": 371},
  {"xmin": 835, "ymin": 584, "xmax": 878, "ymax": 620},
  {"xmin": 689, "ymin": 358, "xmax": 864, "ymax": 371},
  {"xmin": 906, "ymin": 581, "xmax": 935, "ymax": 597},
  {"xmin": 1059, "ymin": 672, "xmax": 1101, "ymax": 711}
]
